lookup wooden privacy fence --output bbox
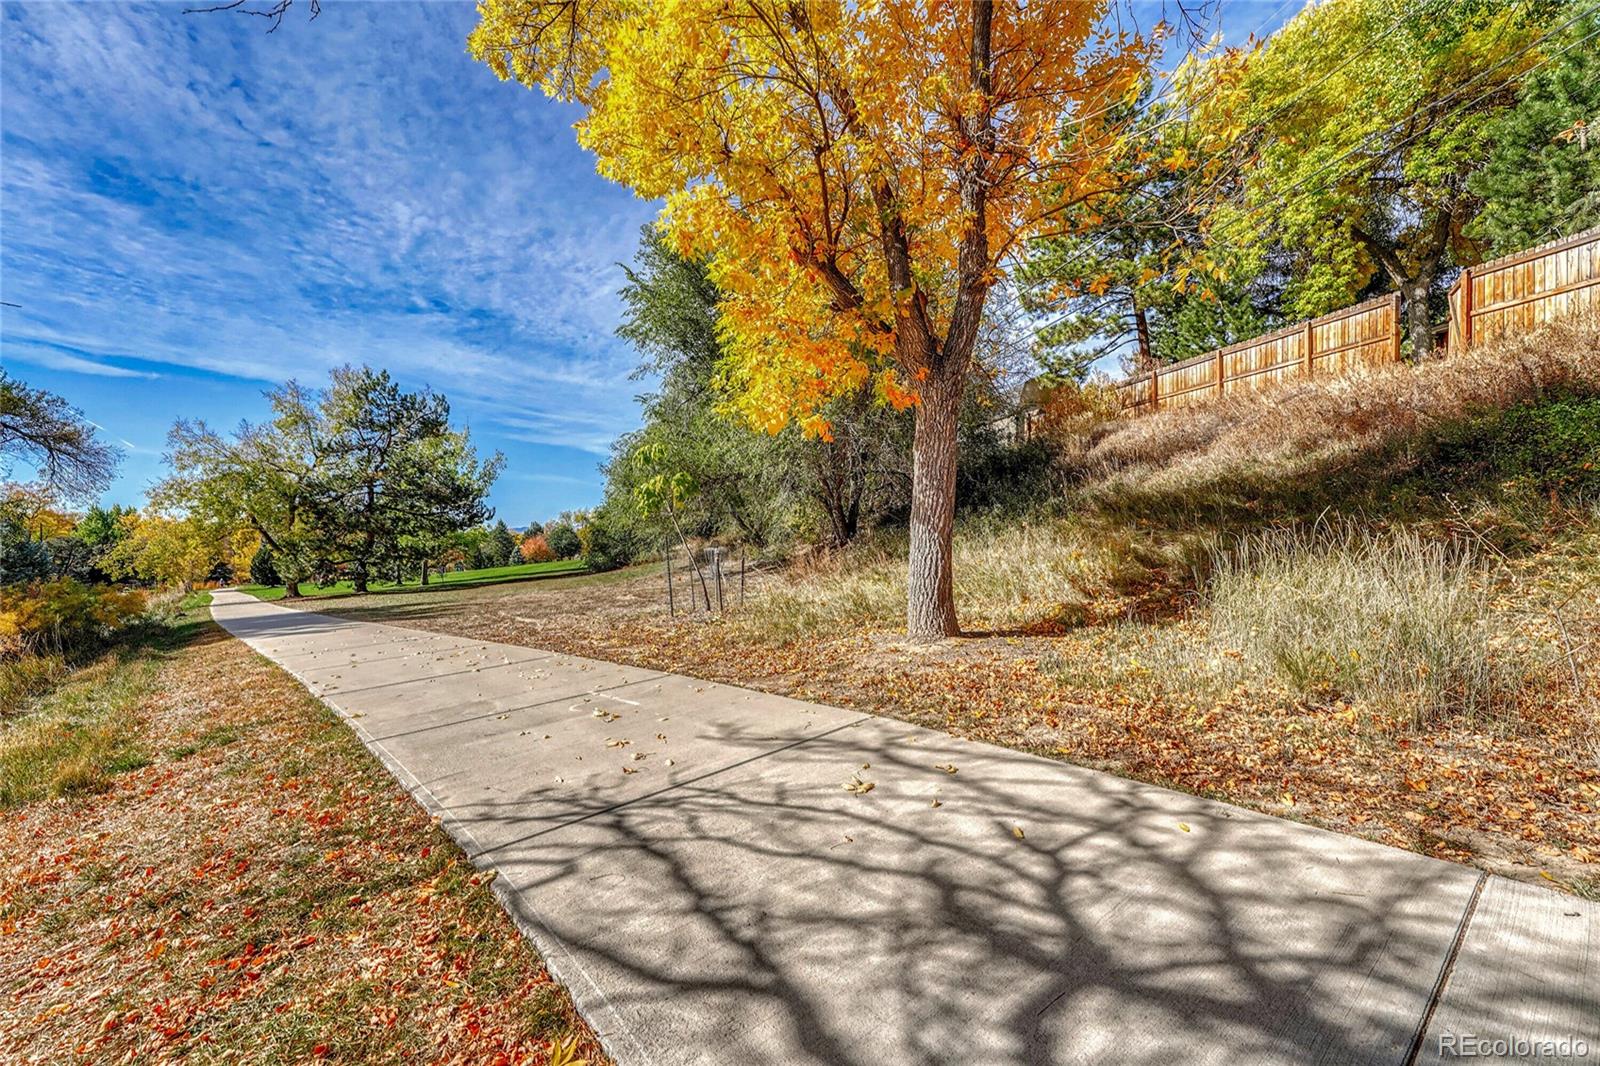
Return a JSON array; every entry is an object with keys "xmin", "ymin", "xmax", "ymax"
[
  {"xmin": 1447, "ymin": 225, "xmax": 1600, "ymax": 354},
  {"xmin": 1117, "ymin": 292, "xmax": 1401, "ymax": 414}
]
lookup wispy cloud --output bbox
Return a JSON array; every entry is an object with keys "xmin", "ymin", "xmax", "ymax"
[
  {"xmin": 1, "ymin": 1, "xmax": 657, "ymax": 465},
  {"xmin": 4, "ymin": 336, "xmax": 162, "ymax": 379}
]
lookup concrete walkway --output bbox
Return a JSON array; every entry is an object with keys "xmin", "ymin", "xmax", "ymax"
[{"xmin": 209, "ymin": 590, "xmax": 1597, "ymax": 1065}]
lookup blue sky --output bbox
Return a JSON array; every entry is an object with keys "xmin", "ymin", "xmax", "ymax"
[{"xmin": 1, "ymin": 1, "xmax": 1296, "ymax": 526}]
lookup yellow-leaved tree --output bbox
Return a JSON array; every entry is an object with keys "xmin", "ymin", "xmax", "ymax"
[{"xmin": 471, "ymin": 0, "xmax": 1154, "ymax": 637}]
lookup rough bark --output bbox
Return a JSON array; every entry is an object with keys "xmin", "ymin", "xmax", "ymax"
[
  {"xmin": 906, "ymin": 366, "xmax": 964, "ymax": 639},
  {"xmin": 1405, "ymin": 277, "xmax": 1435, "ymax": 358},
  {"xmin": 1353, "ymin": 212, "xmax": 1451, "ymax": 359}
]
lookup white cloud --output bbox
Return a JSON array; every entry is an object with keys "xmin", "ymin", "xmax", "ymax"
[{"xmin": 0, "ymin": 0, "xmax": 659, "ymax": 456}]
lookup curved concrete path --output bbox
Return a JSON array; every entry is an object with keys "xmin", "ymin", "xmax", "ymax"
[{"xmin": 209, "ymin": 590, "xmax": 1597, "ymax": 1065}]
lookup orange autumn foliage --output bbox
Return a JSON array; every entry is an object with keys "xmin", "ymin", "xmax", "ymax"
[{"xmin": 519, "ymin": 534, "xmax": 555, "ymax": 564}]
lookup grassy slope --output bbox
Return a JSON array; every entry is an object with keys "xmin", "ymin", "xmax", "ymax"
[
  {"xmin": 0, "ymin": 605, "xmax": 607, "ymax": 1065},
  {"xmin": 239, "ymin": 558, "xmax": 586, "ymax": 601}
]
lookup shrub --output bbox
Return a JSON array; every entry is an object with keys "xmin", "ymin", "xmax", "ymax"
[
  {"xmin": 520, "ymin": 534, "xmax": 555, "ymax": 563},
  {"xmin": 0, "ymin": 579, "xmax": 146, "ymax": 660},
  {"xmin": 1205, "ymin": 527, "xmax": 1523, "ymax": 723},
  {"xmin": 546, "ymin": 523, "xmax": 581, "ymax": 560},
  {"xmin": 249, "ymin": 544, "xmax": 281, "ymax": 587},
  {"xmin": 956, "ymin": 438, "xmax": 1059, "ymax": 513},
  {"xmin": 1428, "ymin": 395, "xmax": 1600, "ymax": 500},
  {"xmin": 577, "ymin": 517, "xmax": 638, "ymax": 574}
]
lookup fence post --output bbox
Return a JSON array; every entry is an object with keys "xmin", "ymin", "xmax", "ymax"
[
  {"xmin": 1460, "ymin": 266, "xmax": 1474, "ymax": 351},
  {"xmin": 1149, "ymin": 366, "xmax": 1159, "ymax": 412},
  {"xmin": 1214, "ymin": 347, "xmax": 1224, "ymax": 399},
  {"xmin": 1392, "ymin": 291, "xmax": 1403, "ymax": 364},
  {"xmin": 1303, "ymin": 320, "xmax": 1315, "ymax": 379}
]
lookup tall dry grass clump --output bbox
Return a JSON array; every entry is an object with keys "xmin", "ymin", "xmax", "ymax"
[
  {"xmin": 1205, "ymin": 526, "xmax": 1522, "ymax": 723},
  {"xmin": 744, "ymin": 515, "xmax": 1159, "ymax": 640}
]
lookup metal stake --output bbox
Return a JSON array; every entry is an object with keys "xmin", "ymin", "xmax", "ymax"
[{"xmin": 665, "ymin": 539, "xmax": 675, "ymax": 618}]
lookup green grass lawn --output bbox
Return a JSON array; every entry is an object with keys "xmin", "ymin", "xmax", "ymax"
[{"xmin": 237, "ymin": 558, "xmax": 587, "ymax": 601}]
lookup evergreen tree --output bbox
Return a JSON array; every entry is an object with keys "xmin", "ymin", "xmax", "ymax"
[
  {"xmin": 1469, "ymin": 6, "xmax": 1600, "ymax": 254},
  {"xmin": 316, "ymin": 367, "xmax": 502, "ymax": 592},
  {"xmin": 250, "ymin": 544, "xmax": 281, "ymax": 587},
  {"xmin": 487, "ymin": 520, "xmax": 519, "ymax": 567}
]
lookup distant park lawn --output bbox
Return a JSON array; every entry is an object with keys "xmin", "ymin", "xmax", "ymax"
[{"xmin": 238, "ymin": 559, "xmax": 586, "ymax": 601}]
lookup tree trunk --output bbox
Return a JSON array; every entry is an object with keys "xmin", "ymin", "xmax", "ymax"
[
  {"xmin": 353, "ymin": 487, "xmax": 376, "ymax": 593},
  {"xmin": 1133, "ymin": 301, "xmax": 1153, "ymax": 368},
  {"xmin": 1404, "ymin": 278, "xmax": 1435, "ymax": 359},
  {"xmin": 900, "ymin": 0, "xmax": 990, "ymax": 640},
  {"xmin": 906, "ymin": 368, "xmax": 963, "ymax": 639},
  {"xmin": 1352, "ymin": 218, "xmax": 1446, "ymax": 361},
  {"xmin": 420, "ymin": 560, "xmax": 429, "ymax": 587},
  {"xmin": 284, "ymin": 577, "xmax": 302, "ymax": 598}
]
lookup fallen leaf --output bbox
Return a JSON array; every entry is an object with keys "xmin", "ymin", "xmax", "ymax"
[
  {"xmin": 935, "ymin": 764, "xmax": 958, "ymax": 774},
  {"xmin": 844, "ymin": 775, "xmax": 875, "ymax": 795},
  {"xmin": 1012, "ymin": 826, "xmax": 1025, "ymax": 839}
]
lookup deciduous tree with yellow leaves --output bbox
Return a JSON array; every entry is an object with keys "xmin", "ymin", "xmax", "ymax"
[{"xmin": 471, "ymin": 0, "xmax": 1155, "ymax": 637}]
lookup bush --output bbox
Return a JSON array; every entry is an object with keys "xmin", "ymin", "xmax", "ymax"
[
  {"xmin": 0, "ymin": 532, "xmax": 51, "ymax": 585},
  {"xmin": 578, "ymin": 516, "xmax": 638, "ymax": 573},
  {"xmin": 956, "ymin": 438, "xmax": 1059, "ymax": 513},
  {"xmin": 0, "ymin": 579, "xmax": 146, "ymax": 660},
  {"xmin": 520, "ymin": 534, "xmax": 555, "ymax": 563},
  {"xmin": 1428, "ymin": 395, "xmax": 1600, "ymax": 500},
  {"xmin": 546, "ymin": 523, "xmax": 581, "ymax": 560},
  {"xmin": 1205, "ymin": 527, "xmax": 1522, "ymax": 723},
  {"xmin": 249, "ymin": 544, "xmax": 281, "ymax": 587}
]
